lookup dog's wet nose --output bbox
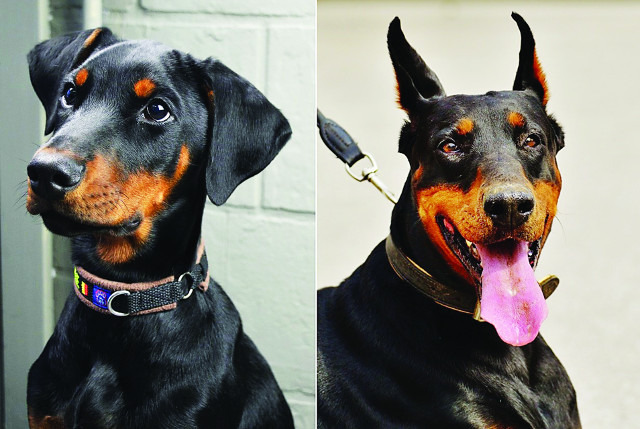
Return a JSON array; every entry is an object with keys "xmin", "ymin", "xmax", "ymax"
[
  {"xmin": 483, "ymin": 186, "xmax": 534, "ymax": 228},
  {"xmin": 27, "ymin": 151, "xmax": 85, "ymax": 200}
]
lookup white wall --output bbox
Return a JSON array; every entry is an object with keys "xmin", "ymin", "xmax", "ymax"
[{"xmin": 318, "ymin": 2, "xmax": 640, "ymax": 427}]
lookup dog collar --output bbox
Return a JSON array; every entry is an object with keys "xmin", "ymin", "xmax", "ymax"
[
  {"xmin": 73, "ymin": 241, "xmax": 210, "ymax": 316},
  {"xmin": 385, "ymin": 235, "xmax": 559, "ymax": 320}
]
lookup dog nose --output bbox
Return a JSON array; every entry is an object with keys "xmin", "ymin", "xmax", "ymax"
[
  {"xmin": 27, "ymin": 151, "xmax": 85, "ymax": 200},
  {"xmin": 483, "ymin": 186, "xmax": 534, "ymax": 228}
]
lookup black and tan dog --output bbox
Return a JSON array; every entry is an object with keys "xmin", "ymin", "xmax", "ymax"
[
  {"xmin": 318, "ymin": 14, "xmax": 580, "ymax": 428},
  {"xmin": 25, "ymin": 28, "xmax": 294, "ymax": 428}
]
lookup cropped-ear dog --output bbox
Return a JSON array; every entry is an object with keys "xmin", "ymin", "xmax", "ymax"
[
  {"xmin": 318, "ymin": 14, "xmax": 581, "ymax": 428},
  {"xmin": 26, "ymin": 28, "xmax": 294, "ymax": 428}
]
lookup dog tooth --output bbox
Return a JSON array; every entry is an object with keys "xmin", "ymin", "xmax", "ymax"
[{"xmin": 470, "ymin": 245, "xmax": 480, "ymax": 260}]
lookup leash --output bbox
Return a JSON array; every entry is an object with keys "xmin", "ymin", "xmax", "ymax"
[
  {"xmin": 73, "ymin": 240, "xmax": 210, "ymax": 316},
  {"xmin": 317, "ymin": 109, "xmax": 398, "ymax": 203},
  {"xmin": 385, "ymin": 234, "xmax": 560, "ymax": 320}
]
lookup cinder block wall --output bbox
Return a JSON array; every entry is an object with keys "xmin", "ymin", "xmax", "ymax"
[{"xmin": 48, "ymin": 0, "xmax": 316, "ymax": 427}]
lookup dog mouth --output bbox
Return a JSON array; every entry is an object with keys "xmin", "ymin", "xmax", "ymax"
[
  {"xmin": 437, "ymin": 216, "xmax": 541, "ymax": 283},
  {"xmin": 40, "ymin": 211, "xmax": 142, "ymax": 237},
  {"xmin": 436, "ymin": 215, "xmax": 547, "ymax": 346}
]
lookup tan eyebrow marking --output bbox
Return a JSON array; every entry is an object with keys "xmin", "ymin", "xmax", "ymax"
[
  {"xmin": 75, "ymin": 68, "xmax": 89, "ymax": 86},
  {"xmin": 507, "ymin": 111, "xmax": 526, "ymax": 128},
  {"xmin": 455, "ymin": 118, "xmax": 474, "ymax": 135},
  {"xmin": 133, "ymin": 79, "xmax": 156, "ymax": 98}
]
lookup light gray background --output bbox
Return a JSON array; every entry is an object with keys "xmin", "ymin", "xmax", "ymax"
[{"xmin": 318, "ymin": 1, "xmax": 640, "ymax": 427}]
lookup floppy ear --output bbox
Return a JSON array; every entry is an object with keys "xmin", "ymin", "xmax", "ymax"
[
  {"xmin": 199, "ymin": 59, "xmax": 292, "ymax": 206},
  {"xmin": 387, "ymin": 17, "xmax": 446, "ymax": 115},
  {"xmin": 27, "ymin": 28, "xmax": 118, "ymax": 134},
  {"xmin": 511, "ymin": 13, "xmax": 549, "ymax": 106}
]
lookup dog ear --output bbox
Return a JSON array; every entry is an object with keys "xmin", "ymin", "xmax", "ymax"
[
  {"xmin": 387, "ymin": 17, "xmax": 446, "ymax": 115},
  {"xmin": 199, "ymin": 59, "xmax": 292, "ymax": 206},
  {"xmin": 27, "ymin": 28, "xmax": 118, "ymax": 134},
  {"xmin": 511, "ymin": 13, "xmax": 549, "ymax": 107}
]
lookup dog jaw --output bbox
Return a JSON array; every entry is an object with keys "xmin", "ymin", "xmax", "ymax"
[{"xmin": 27, "ymin": 145, "xmax": 190, "ymax": 264}]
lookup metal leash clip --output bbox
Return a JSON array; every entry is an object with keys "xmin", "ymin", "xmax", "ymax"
[{"xmin": 317, "ymin": 109, "xmax": 397, "ymax": 204}]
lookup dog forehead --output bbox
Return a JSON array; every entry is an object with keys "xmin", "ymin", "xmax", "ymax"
[
  {"xmin": 84, "ymin": 40, "xmax": 171, "ymax": 68},
  {"xmin": 77, "ymin": 40, "xmax": 186, "ymax": 85},
  {"xmin": 425, "ymin": 91, "xmax": 547, "ymax": 128},
  {"xmin": 70, "ymin": 41, "xmax": 199, "ymax": 101}
]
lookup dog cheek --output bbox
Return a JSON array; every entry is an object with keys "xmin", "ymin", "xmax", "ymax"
[
  {"xmin": 414, "ymin": 184, "xmax": 479, "ymax": 283},
  {"xmin": 95, "ymin": 145, "xmax": 190, "ymax": 264},
  {"xmin": 531, "ymin": 178, "xmax": 561, "ymax": 242},
  {"xmin": 418, "ymin": 173, "xmax": 491, "ymax": 244},
  {"xmin": 60, "ymin": 155, "xmax": 121, "ymax": 221}
]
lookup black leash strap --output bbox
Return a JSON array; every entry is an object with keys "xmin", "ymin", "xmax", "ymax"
[
  {"xmin": 317, "ymin": 109, "xmax": 398, "ymax": 203},
  {"xmin": 317, "ymin": 109, "xmax": 364, "ymax": 166}
]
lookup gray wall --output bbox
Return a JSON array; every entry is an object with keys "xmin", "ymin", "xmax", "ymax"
[
  {"xmin": 0, "ymin": 0, "xmax": 53, "ymax": 426},
  {"xmin": 318, "ymin": 2, "xmax": 640, "ymax": 427}
]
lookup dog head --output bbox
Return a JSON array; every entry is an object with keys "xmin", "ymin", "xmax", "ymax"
[
  {"xmin": 388, "ymin": 14, "xmax": 563, "ymax": 346},
  {"xmin": 26, "ymin": 28, "xmax": 291, "ymax": 265}
]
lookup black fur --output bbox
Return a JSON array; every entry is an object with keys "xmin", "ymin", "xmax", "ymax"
[
  {"xmin": 318, "ymin": 15, "xmax": 580, "ymax": 428},
  {"xmin": 26, "ymin": 28, "xmax": 293, "ymax": 428}
]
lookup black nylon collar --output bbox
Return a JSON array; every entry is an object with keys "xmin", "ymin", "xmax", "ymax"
[{"xmin": 74, "ymin": 247, "xmax": 209, "ymax": 317}]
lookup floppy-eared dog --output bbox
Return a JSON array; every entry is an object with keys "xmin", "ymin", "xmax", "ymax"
[
  {"xmin": 25, "ymin": 28, "xmax": 294, "ymax": 428},
  {"xmin": 318, "ymin": 14, "xmax": 580, "ymax": 428}
]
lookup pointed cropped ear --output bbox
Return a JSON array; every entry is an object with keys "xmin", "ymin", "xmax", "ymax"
[
  {"xmin": 27, "ymin": 28, "xmax": 119, "ymax": 134},
  {"xmin": 387, "ymin": 17, "xmax": 445, "ymax": 114},
  {"xmin": 511, "ymin": 13, "xmax": 549, "ymax": 106},
  {"xmin": 199, "ymin": 59, "xmax": 292, "ymax": 206}
]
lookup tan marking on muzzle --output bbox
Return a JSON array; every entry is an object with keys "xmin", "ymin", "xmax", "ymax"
[
  {"xmin": 95, "ymin": 144, "xmax": 190, "ymax": 264},
  {"xmin": 413, "ymin": 166, "xmax": 561, "ymax": 284},
  {"xmin": 30, "ymin": 145, "xmax": 190, "ymax": 264}
]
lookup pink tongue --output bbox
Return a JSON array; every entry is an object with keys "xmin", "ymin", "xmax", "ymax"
[{"xmin": 475, "ymin": 240, "xmax": 547, "ymax": 346}]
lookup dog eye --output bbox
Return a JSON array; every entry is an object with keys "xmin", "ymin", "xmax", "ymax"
[
  {"xmin": 145, "ymin": 100, "xmax": 171, "ymax": 122},
  {"xmin": 438, "ymin": 139, "xmax": 460, "ymax": 154},
  {"xmin": 524, "ymin": 134, "xmax": 541, "ymax": 148},
  {"xmin": 61, "ymin": 85, "xmax": 77, "ymax": 108}
]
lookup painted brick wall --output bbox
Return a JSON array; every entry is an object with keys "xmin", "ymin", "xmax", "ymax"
[{"xmin": 47, "ymin": 0, "xmax": 315, "ymax": 427}]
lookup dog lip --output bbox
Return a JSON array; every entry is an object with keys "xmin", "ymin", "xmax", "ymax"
[
  {"xmin": 437, "ymin": 215, "xmax": 483, "ymax": 283},
  {"xmin": 39, "ymin": 211, "xmax": 142, "ymax": 237},
  {"xmin": 436, "ymin": 216, "xmax": 542, "ymax": 284}
]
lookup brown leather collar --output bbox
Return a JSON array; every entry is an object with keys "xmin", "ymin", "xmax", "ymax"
[{"xmin": 384, "ymin": 235, "xmax": 559, "ymax": 321}]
